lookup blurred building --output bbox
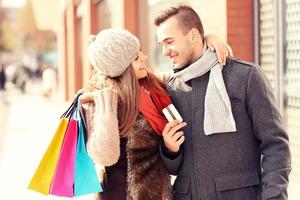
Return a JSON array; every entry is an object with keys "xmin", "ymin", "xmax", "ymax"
[
  {"xmin": 28, "ymin": 0, "xmax": 59, "ymax": 70},
  {"xmin": 1, "ymin": 0, "xmax": 59, "ymax": 74},
  {"xmin": 58, "ymin": 0, "xmax": 299, "ymax": 198}
]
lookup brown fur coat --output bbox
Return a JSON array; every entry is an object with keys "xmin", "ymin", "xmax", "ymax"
[
  {"xmin": 82, "ymin": 102, "xmax": 171, "ymax": 200},
  {"xmin": 126, "ymin": 114, "xmax": 171, "ymax": 200}
]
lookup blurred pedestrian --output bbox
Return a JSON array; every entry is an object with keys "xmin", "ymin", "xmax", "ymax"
[
  {"xmin": 0, "ymin": 63, "xmax": 6, "ymax": 91},
  {"xmin": 13, "ymin": 65, "xmax": 28, "ymax": 94},
  {"xmin": 0, "ymin": 63, "xmax": 9, "ymax": 104},
  {"xmin": 41, "ymin": 64, "xmax": 57, "ymax": 99}
]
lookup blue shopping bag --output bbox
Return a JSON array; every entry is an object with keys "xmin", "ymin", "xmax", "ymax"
[{"xmin": 74, "ymin": 103, "xmax": 103, "ymax": 196}]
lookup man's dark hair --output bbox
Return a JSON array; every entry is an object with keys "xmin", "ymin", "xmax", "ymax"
[{"xmin": 154, "ymin": 5, "xmax": 204, "ymax": 38}]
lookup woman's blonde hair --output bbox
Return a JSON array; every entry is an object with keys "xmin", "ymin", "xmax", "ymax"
[{"xmin": 85, "ymin": 65, "xmax": 140, "ymax": 136}]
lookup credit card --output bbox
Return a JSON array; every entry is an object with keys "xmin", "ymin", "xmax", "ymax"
[{"xmin": 162, "ymin": 104, "xmax": 183, "ymax": 123}]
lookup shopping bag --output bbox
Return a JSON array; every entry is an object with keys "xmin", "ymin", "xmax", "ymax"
[
  {"xmin": 50, "ymin": 117, "xmax": 78, "ymax": 197},
  {"xmin": 28, "ymin": 94, "xmax": 79, "ymax": 195},
  {"xmin": 27, "ymin": 118, "xmax": 69, "ymax": 195},
  {"xmin": 74, "ymin": 105, "xmax": 103, "ymax": 196}
]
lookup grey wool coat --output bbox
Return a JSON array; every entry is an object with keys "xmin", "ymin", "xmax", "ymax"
[{"xmin": 160, "ymin": 58, "xmax": 291, "ymax": 200}]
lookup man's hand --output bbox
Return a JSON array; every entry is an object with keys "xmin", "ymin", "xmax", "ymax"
[{"xmin": 162, "ymin": 120, "xmax": 187, "ymax": 153}]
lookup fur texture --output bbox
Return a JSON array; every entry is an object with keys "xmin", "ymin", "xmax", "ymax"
[
  {"xmin": 81, "ymin": 89, "xmax": 171, "ymax": 199},
  {"xmin": 83, "ymin": 103, "xmax": 171, "ymax": 199},
  {"xmin": 126, "ymin": 114, "xmax": 171, "ymax": 200}
]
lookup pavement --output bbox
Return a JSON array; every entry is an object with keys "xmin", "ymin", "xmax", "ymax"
[{"xmin": 0, "ymin": 81, "xmax": 95, "ymax": 200}]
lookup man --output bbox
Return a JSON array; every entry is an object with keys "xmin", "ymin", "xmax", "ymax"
[{"xmin": 156, "ymin": 5, "xmax": 291, "ymax": 200}]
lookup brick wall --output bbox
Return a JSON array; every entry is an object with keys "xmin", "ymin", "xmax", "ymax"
[{"xmin": 227, "ymin": 0, "xmax": 254, "ymax": 62}]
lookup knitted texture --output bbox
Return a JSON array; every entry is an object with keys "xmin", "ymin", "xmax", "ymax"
[
  {"xmin": 174, "ymin": 47, "xmax": 236, "ymax": 135},
  {"xmin": 88, "ymin": 28, "xmax": 140, "ymax": 77},
  {"xmin": 82, "ymin": 89, "xmax": 120, "ymax": 166}
]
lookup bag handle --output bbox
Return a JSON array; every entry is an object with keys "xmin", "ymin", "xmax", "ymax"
[
  {"xmin": 61, "ymin": 93, "xmax": 82, "ymax": 119},
  {"xmin": 73, "ymin": 96, "xmax": 82, "ymax": 120}
]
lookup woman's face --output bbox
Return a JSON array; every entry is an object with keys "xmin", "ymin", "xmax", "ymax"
[{"xmin": 132, "ymin": 51, "xmax": 148, "ymax": 80}]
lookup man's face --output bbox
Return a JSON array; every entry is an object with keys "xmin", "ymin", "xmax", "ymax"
[{"xmin": 156, "ymin": 17, "xmax": 195, "ymax": 69}]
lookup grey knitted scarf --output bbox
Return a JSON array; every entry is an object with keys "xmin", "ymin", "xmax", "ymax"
[{"xmin": 173, "ymin": 48, "xmax": 236, "ymax": 135}]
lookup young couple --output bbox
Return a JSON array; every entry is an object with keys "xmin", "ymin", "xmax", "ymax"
[{"xmin": 81, "ymin": 5, "xmax": 291, "ymax": 200}]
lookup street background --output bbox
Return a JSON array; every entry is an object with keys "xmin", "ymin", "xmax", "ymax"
[{"xmin": 0, "ymin": 0, "xmax": 299, "ymax": 199}]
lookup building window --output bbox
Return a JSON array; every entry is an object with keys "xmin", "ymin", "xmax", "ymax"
[{"xmin": 259, "ymin": 0, "xmax": 277, "ymax": 90}]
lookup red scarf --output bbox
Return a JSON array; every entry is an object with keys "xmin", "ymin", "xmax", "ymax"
[{"xmin": 139, "ymin": 79, "xmax": 172, "ymax": 135}]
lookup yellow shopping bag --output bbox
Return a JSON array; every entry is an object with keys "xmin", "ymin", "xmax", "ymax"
[{"xmin": 28, "ymin": 118, "xmax": 69, "ymax": 195}]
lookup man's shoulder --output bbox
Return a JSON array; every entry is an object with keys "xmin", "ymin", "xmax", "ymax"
[
  {"xmin": 222, "ymin": 57, "xmax": 261, "ymax": 83},
  {"xmin": 227, "ymin": 57, "xmax": 256, "ymax": 69},
  {"xmin": 225, "ymin": 57, "xmax": 259, "ymax": 76}
]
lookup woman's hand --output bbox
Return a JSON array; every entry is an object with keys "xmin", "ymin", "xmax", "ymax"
[
  {"xmin": 206, "ymin": 34, "xmax": 233, "ymax": 65},
  {"xmin": 80, "ymin": 91, "xmax": 95, "ymax": 103}
]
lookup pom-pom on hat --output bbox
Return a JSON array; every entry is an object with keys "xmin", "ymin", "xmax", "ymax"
[{"xmin": 88, "ymin": 28, "xmax": 140, "ymax": 77}]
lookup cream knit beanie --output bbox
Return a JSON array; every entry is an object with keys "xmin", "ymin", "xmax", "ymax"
[{"xmin": 88, "ymin": 28, "xmax": 140, "ymax": 78}]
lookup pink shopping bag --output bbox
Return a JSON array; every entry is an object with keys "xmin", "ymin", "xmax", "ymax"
[{"xmin": 49, "ymin": 118, "xmax": 78, "ymax": 197}]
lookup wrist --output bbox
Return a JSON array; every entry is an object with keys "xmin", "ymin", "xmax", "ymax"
[{"xmin": 162, "ymin": 142, "xmax": 180, "ymax": 159}]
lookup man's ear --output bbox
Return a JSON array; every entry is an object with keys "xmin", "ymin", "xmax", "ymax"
[{"xmin": 190, "ymin": 28, "xmax": 201, "ymax": 43}]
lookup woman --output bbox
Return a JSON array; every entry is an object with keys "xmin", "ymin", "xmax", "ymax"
[{"xmin": 81, "ymin": 28, "xmax": 228, "ymax": 200}]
